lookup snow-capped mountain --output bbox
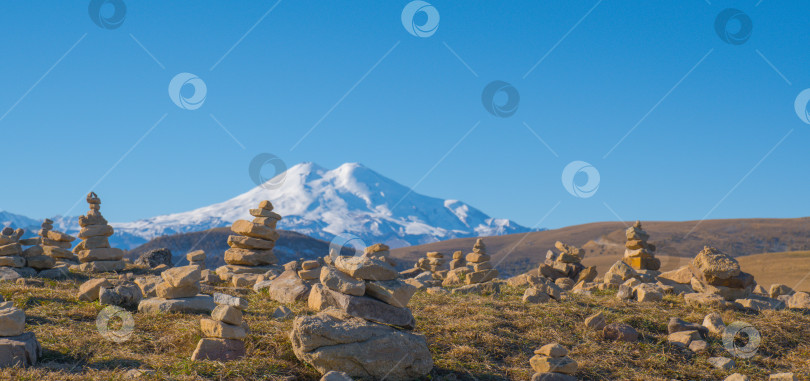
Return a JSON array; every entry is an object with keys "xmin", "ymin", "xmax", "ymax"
[
  {"xmin": 1, "ymin": 163, "xmax": 534, "ymax": 249},
  {"xmin": 114, "ymin": 162, "xmax": 534, "ymax": 248}
]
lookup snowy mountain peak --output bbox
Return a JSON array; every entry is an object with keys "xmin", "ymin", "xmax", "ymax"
[{"xmin": 112, "ymin": 162, "xmax": 533, "ymax": 248}]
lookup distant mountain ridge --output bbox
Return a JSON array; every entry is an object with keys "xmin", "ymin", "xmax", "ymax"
[{"xmin": 1, "ymin": 162, "xmax": 534, "ymax": 250}]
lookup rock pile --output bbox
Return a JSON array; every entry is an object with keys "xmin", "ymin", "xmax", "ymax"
[
  {"xmin": 138, "ymin": 265, "xmax": 214, "ymax": 314},
  {"xmin": 0, "ymin": 227, "xmax": 27, "ymax": 272},
  {"xmin": 73, "ymin": 193, "xmax": 125, "ymax": 273},
  {"xmin": 465, "ymin": 238, "xmax": 498, "ymax": 284},
  {"xmin": 666, "ymin": 317, "xmax": 708, "ymax": 352},
  {"xmin": 622, "ymin": 221, "xmax": 660, "ymax": 271},
  {"xmin": 293, "ymin": 249, "xmax": 432, "ymax": 379},
  {"xmin": 415, "ymin": 251, "xmax": 447, "ymax": 277},
  {"xmin": 216, "ymin": 201, "xmax": 282, "ymax": 282},
  {"xmin": 191, "ymin": 293, "xmax": 248, "ymax": 362},
  {"xmin": 187, "ymin": 250, "xmax": 205, "ymax": 269},
  {"xmin": 0, "ymin": 301, "xmax": 41, "ymax": 367},
  {"xmin": 37, "ymin": 219, "xmax": 77, "ymax": 267},
  {"xmin": 689, "ymin": 247, "xmax": 754, "ymax": 302},
  {"xmin": 539, "ymin": 241, "xmax": 597, "ymax": 288},
  {"xmin": 529, "ymin": 343, "xmax": 577, "ymax": 381}
]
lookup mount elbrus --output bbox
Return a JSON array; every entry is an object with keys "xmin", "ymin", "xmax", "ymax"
[{"xmin": 0, "ymin": 194, "xmax": 806, "ymax": 380}]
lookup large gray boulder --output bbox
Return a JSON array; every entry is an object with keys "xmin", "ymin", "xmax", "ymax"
[
  {"xmin": 135, "ymin": 248, "xmax": 173, "ymax": 268},
  {"xmin": 0, "ymin": 332, "xmax": 41, "ymax": 367},
  {"xmin": 290, "ymin": 309, "xmax": 432, "ymax": 380}
]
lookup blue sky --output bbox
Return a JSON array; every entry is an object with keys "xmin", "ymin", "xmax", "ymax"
[{"xmin": 1, "ymin": 0, "xmax": 808, "ymax": 229}]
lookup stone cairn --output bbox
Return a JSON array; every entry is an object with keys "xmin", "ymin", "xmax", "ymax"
[
  {"xmin": 187, "ymin": 250, "xmax": 206, "ymax": 269},
  {"xmin": 38, "ymin": 219, "xmax": 77, "ymax": 267},
  {"xmin": 465, "ymin": 238, "xmax": 498, "ymax": 284},
  {"xmin": 74, "ymin": 192, "xmax": 125, "ymax": 273},
  {"xmin": 186, "ymin": 250, "xmax": 221, "ymax": 285},
  {"xmin": 529, "ymin": 343, "xmax": 578, "ymax": 381},
  {"xmin": 293, "ymin": 246, "xmax": 432, "ymax": 379},
  {"xmin": 449, "ymin": 250, "xmax": 465, "ymax": 269},
  {"xmin": 0, "ymin": 300, "xmax": 41, "ymax": 367},
  {"xmin": 622, "ymin": 221, "xmax": 660, "ymax": 271},
  {"xmin": 539, "ymin": 241, "xmax": 598, "ymax": 291},
  {"xmin": 0, "ymin": 227, "xmax": 26, "ymax": 271},
  {"xmin": 297, "ymin": 259, "xmax": 322, "ymax": 283},
  {"xmin": 216, "ymin": 200, "xmax": 282, "ymax": 284},
  {"xmin": 191, "ymin": 293, "xmax": 248, "ymax": 362},
  {"xmin": 137, "ymin": 265, "xmax": 215, "ymax": 314}
]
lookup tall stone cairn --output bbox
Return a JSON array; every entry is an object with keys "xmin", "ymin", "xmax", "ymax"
[
  {"xmin": 465, "ymin": 238, "xmax": 498, "ymax": 284},
  {"xmin": 0, "ymin": 301, "xmax": 42, "ymax": 367},
  {"xmin": 191, "ymin": 293, "xmax": 248, "ymax": 362},
  {"xmin": 622, "ymin": 221, "xmax": 660, "ymax": 271},
  {"xmin": 294, "ymin": 246, "xmax": 433, "ymax": 379},
  {"xmin": 74, "ymin": 192, "xmax": 125, "ymax": 273},
  {"xmin": 216, "ymin": 200, "xmax": 281, "ymax": 281}
]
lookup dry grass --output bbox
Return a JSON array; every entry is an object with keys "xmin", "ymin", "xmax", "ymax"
[{"xmin": 0, "ymin": 277, "xmax": 809, "ymax": 380}]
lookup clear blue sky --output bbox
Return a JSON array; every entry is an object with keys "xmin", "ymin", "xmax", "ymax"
[{"xmin": 1, "ymin": 0, "xmax": 808, "ymax": 229}]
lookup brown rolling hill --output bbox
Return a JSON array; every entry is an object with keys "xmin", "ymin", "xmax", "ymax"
[
  {"xmin": 390, "ymin": 217, "xmax": 810, "ymax": 276},
  {"xmin": 126, "ymin": 227, "xmax": 334, "ymax": 269},
  {"xmin": 579, "ymin": 252, "xmax": 810, "ymax": 293}
]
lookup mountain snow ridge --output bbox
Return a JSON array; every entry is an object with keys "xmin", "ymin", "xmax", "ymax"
[{"xmin": 113, "ymin": 162, "xmax": 532, "ymax": 247}]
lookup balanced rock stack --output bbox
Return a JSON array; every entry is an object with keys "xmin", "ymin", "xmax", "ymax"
[
  {"xmin": 686, "ymin": 247, "xmax": 754, "ymax": 306},
  {"xmin": 449, "ymin": 250, "xmax": 465, "ymax": 269},
  {"xmin": 74, "ymin": 193, "xmax": 125, "ymax": 273},
  {"xmin": 0, "ymin": 227, "xmax": 27, "ymax": 271},
  {"xmin": 191, "ymin": 293, "xmax": 248, "ymax": 362},
  {"xmin": 529, "ymin": 343, "xmax": 578, "ymax": 381},
  {"xmin": 294, "ymin": 248, "xmax": 432, "ymax": 379},
  {"xmin": 410, "ymin": 251, "xmax": 447, "ymax": 279},
  {"xmin": 216, "ymin": 200, "xmax": 281, "ymax": 282},
  {"xmin": 187, "ymin": 250, "xmax": 206, "ymax": 269},
  {"xmin": 297, "ymin": 260, "xmax": 322, "ymax": 283},
  {"xmin": 622, "ymin": 221, "xmax": 660, "ymax": 271},
  {"xmin": 38, "ymin": 219, "xmax": 77, "ymax": 267},
  {"xmin": 539, "ymin": 241, "xmax": 597, "ymax": 288},
  {"xmin": 465, "ymin": 238, "xmax": 498, "ymax": 284},
  {"xmin": 138, "ymin": 265, "xmax": 215, "ymax": 314},
  {"xmin": 0, "ymin": 301, "xmax": 41, "ymax": 367}
]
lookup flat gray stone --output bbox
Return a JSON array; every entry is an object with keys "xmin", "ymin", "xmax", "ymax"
[{"xmin": 137, "ymin": 295, "xmax": 215, "ymax": 314}]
